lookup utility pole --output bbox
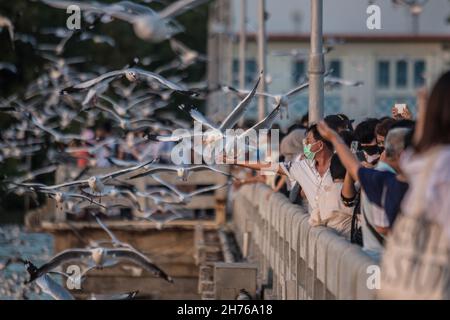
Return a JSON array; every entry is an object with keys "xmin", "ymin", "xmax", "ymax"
[
  {"xmin": 257, "ymin": 0, "xmax": 267, "ymax": 121},
  {"xmin": 308, "ymin": 0, "xmax": 325, "ymax": 124},
  {"xmin": 239, "ymin": 0, "xmax": 247, "ymax": 91}
]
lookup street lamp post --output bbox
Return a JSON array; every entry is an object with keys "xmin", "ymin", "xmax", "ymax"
[
  {"xmin": 239, "ymin": 0, "xmax": 247, "ymax": 92},
  {"xmin": 257, "ymin": 0, "xmax": 267, "ymax": 121},
  {"xmin": 308, "ymin": 0, "xmax": 325, "ymax": 124}
]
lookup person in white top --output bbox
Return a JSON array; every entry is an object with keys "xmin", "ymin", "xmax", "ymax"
[
  {"xmin": 234, "ymin": 124, "xmax": 353, "ymax": 236},
  {"xmin": 401, "ymin": 71, "xmax": 450, "ymax": 243}
]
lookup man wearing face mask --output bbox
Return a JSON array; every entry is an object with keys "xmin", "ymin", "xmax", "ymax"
[{"xmin": 234, "ymin": 123, "xmax": 354, "ymax": 231}]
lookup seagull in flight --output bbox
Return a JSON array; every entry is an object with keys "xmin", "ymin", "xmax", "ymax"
[
  {"xmin": 42, "ymin": 0, "xmax": 211, "ymax": 42},
  {"xmin": 224, "ymin": 80, "xmax": 309, "ymax": 118},
  {"xmin": 61, "ymin": 67, "xmax": 199, "ymax": 97},
  {"xmin": 31, "ymin": 115, "xmax": 90, "ymax": 144},
  {"xmin": 129, "ymin": 163, "xmax": 234, "ymax": 181},
  {"xmin": 23, "ymin": 246, "xmax": 173, "ymax": 283},
  {"xmin": 151, "ymin": 174, "xmax": 231, "ymax": 204},
  {"xmin": 150, "ymin": 71, "xmax": 262, "ymax": 143},
  {"xmin": 15, "ymin": 159, "xmax": 156, "ymax": 196}
]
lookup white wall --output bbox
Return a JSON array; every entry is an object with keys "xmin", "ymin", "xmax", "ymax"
[{"xmin": 230, "ymin": 0, "xmax": 450, "ymax": 36}]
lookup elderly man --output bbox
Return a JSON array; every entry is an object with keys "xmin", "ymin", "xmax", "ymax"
[{"xmin": 318, "ymin": 122, "xmax": 412, "ymax": 260}]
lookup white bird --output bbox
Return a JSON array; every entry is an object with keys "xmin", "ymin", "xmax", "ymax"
[
  {"xmin": 151, "ymin": 174, "xmax": 230, "ymax": 204},
  {"xmin": 37, "ymin": 190, "xmax": 107, "ymax": 209},
  {"xmin": 0, "ymin": 15, "xmax": 14, "ymax": 48},
  {"xmin": 62, "ymin": 67, "xmax": 199, "ymax": 97},
  {"xmin": 143, "ymin": 210, "xmax": 189, "ymax": 230},
  {"xmin": 24, "ymin": 246, "xmax": 172, "ymax": 283},
  {"xmin": 91, "ymin": 102, "xmax": 172, "ymax": 132},
  {"xmin": 42, "ymin": 0, "xmax": 210, "ymax": 42},
  {"xmin": 78, "ymin": 32, "xmax": 116, "ymax": 47},
  {"xmin": 129, "ymin": 163, "xmax": 234, "ymax": 181},
  {"xmin": 31, "ymin": 116, "xmax": 90, "ymax": 144},
  {"xmin": 157, "ymin": 38, "xmax": 207, "ymax": 73},
  {"xmin": 23, "ymin": 260, "xmax": 138, "ymax": 300},
  {"xmin": 150, "ymin": 71, "xmax": 262, "ymax": 143},
  {"xmin": 16, "ymin": 159, "xmax": 155, "ymax": 195},
  {"xmin": 324, "ymin": 76, "xmax": 364, "ymax": 89},
  {"xmin": 224, "ymin": 80, "xmax": 309, "ymax": 119},
  {"xmin": 9, "ymin": 164, "xmax": 58, "ymax": 184},
  {"xmin": 81, "ymin": 186, "xmax": 144, "ymax": 212},
  {"xmin": 91, "ymin": 213, "xmax": 135, "ymax": 249},
  {"xmin": 25, "ymin": 267, "xmax": 75, "ymax": 300}
]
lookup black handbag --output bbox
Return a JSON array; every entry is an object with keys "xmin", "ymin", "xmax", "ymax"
[{"xmin": 350, "ymin": 193, "xmax": 363, "ymax": 246}]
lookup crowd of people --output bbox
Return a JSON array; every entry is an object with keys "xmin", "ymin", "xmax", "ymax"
[{"xmin": 231, "ymin": 70, "xmax": 450, "ymax": 298}]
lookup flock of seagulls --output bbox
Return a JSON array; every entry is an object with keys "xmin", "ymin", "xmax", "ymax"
[{"xmin": 0, "ymin": 0, "xmax": 364, "ymax": 300}]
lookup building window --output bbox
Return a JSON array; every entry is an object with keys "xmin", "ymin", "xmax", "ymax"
[
  {"xmin": 292, "ymin": 60, "xmax": 306, "ymax": 85},
  {"xmin": 233, "ymin": 58, "xmax": 257, "ymax": 87},
  {"xmin": 396, "ymin": 60, "xmax": 408, "ymax": 88},
  {"xmin": 377, "ymin": 61, "xmax": 390, "ymax": 88},
  {"xmin": 414, "ymin": 60, "xmax": 426, "ymax": 87},
  {"xmin": 377, "ymin": 59, "xmax": 427, "ymax": 90},
  {"xmin": 329, "ymin": 60, "xmax": 341, "ymax": 78}
]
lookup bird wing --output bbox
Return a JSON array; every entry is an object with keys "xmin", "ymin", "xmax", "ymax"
[
  {"xmin": 169, "ymin": 38, "xmax": 189, "ymax": 55},
  {"xmin": 178, "ymin": 104, "xmax": 218, "ymax": 131},
  {"xmin": 129, "ymin": 68, "xmax": 189, "ymax": 92},
  {"xmin": 189, "ymin": 165, "xmax": 233, "ymax": 178},
  {"xmin": 219, "ymin": 70, "xmax": 263, "ymax": 130},
  {"xmin": 242, "ymin": 101, "xmax": 282, "ymax": 134},
  {"xmin": 94, "ymin": 102, "xmax": 124, "ymax": 123},
  {"xmin": 188, "ymin": 182, "xmax": 230, "ymax": 197},
  {"xmin": 38, "ymin": 178, "xmax": 90, "ymax": 190},
  {"xmin": 89, "ymin": 291, "xmax": 138, "ymax": 300},
  {"xmin": 100, "ymin": 159, "xmax": 156, "ymax": 181},
  {"xmin": 65, "ymin": 193, "xmax": 106, "ymax": 208},
  {"xmin": 151, "ymin": 174, "xmax": 183, "ymax": 198},
  {"xmin": 325, "ymin": 76, "xmax": 363, "ymax": 87},
  {"xmin": 159, "ymin": 0, "xmax": 209, "ymax": 19},
  {"xmin": 106, "ymin": 248, "xmax": 172, "ymax": 282},
  {"xmin": 35, "ymin": 249, "xmax": 93, "ymax": 280},
  {"xmin": 64, "ymin": 70, "xmax": 126, "ymax": 92},
  {"xmin": 285, "ymin": 81, "xmax": 310, "ymax": 98},
  {"xmin": 36, "ymin": 274, "xmax": 75, "ymax": 300},
  {"xmin": 93, "ymin": 214, "xmax": 122, "ymax": 246},
  {"xmin": 128, "ymin": 164, "xmax": 177, "ymax": 180}
]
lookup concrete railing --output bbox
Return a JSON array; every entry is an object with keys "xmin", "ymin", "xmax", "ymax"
[{"xmin": 232, "ymin": 184, "xmax": 378, "ymax": 300}]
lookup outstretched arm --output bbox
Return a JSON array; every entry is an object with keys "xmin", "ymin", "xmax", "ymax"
[{"xmin": 233, "ymin": 162, "xmax": 287, "ymax": 177}]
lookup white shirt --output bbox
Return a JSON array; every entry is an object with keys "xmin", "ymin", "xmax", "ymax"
[
  {"xmin": 400, "ymin": 146, "xmax": 450, "ymax": 243},
  {"xmin": 282, "ymin": 159, "xmax": 353, "ymax": 226}
]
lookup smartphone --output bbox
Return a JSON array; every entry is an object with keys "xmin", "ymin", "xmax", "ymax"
[
  {"xmin": 395, "ymin": 103, "xmax": 407, "ymax": 114},
  {"xmin": 350, "ymin": 141, "xmax": 359, "ymax": 154}
]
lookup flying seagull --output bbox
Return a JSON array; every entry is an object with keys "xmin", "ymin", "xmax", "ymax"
[
  {"xmin": 61, "ymin": 67, "xmax": 199, "ymax": 97},
  {"xmin": 150, "ymin": 71, "xmax": 262, "ymax": 143},
  {"xmin": 24, "ymin": 246, "xmax": 173, "ymax": 283},
  {"xmin": 41, "ymin": 0, "xmax": 210, "ymax": 42}
]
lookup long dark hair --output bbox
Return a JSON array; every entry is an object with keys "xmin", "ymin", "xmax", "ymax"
[{"xmin": 416, "ymin": 71, "xmax": 450, "ymax": 153}]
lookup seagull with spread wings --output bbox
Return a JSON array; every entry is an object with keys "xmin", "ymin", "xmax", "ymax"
[{"xmin": 42, "ymin": 0, "xmax": 210, "ymax": 42}]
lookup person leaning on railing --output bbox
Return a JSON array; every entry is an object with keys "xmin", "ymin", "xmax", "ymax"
[{"xmin": 230, "ymin": 123, "xmax": 354, "ymax": 237}]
